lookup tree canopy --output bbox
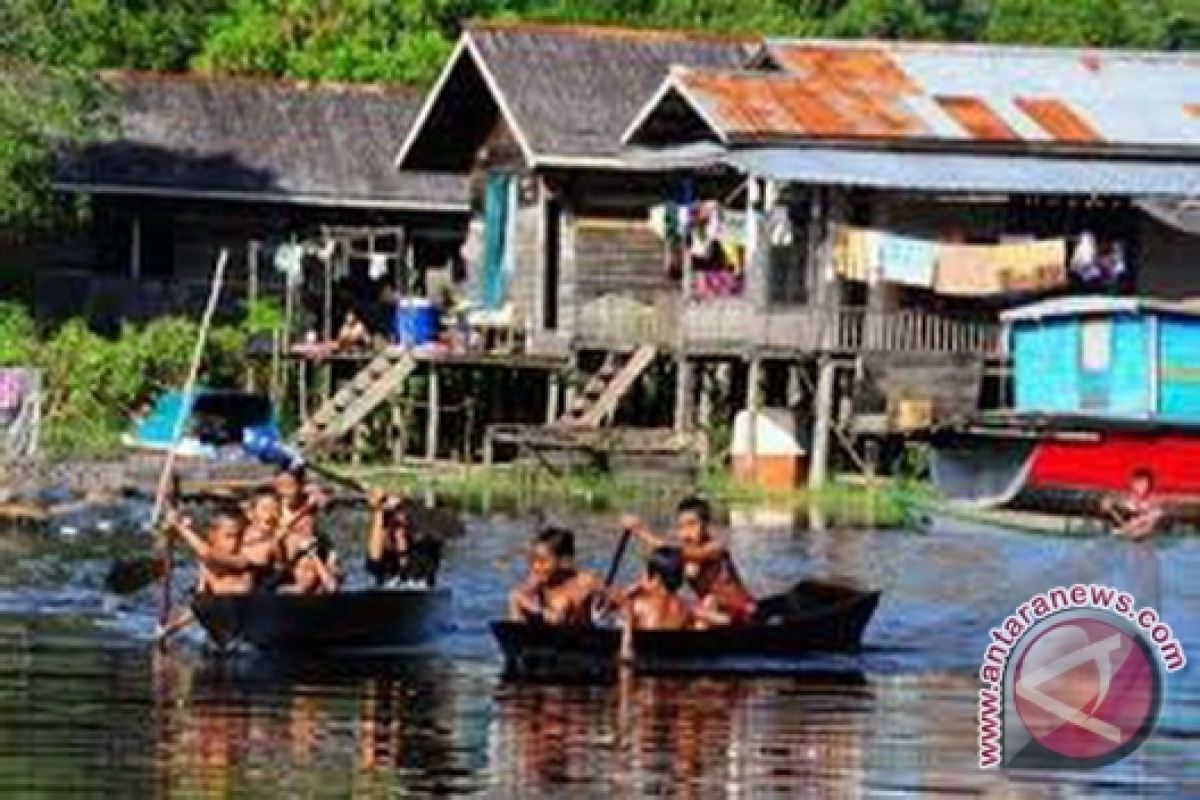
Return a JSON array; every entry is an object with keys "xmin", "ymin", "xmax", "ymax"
[{"xmin": 0, "ymin": 0, "xmax": 1196, "ymax": 225}]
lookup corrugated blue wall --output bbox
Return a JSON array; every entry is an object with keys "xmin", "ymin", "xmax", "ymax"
[
  {"xmin": 1160, "ymin": 317, "xmax": 1200, "ymax": 422},
  {"xmin": 1013, "ymin": 315, "xmax": 1152, "ymax": 417},
  {"xmin": 1108, "ymin": 317, "xmax": 1150, "ymax": 416},
  {"xmin": 1013, "ymin": 320, "xmax": 1079, "ymax": 412}
]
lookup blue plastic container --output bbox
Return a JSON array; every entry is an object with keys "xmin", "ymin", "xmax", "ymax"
[{"xmin": 393, "ymin": 298, "xmax": 440, "ymax": 346}]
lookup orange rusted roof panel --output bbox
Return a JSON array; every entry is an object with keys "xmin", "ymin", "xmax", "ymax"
[
  {"xmin": 935, "ymin": 96, "xmax": 1020, "ymax": 141},
  {"xmin": 1015, "ymin": 97, "xmax": 1103, "ymax": 143}
]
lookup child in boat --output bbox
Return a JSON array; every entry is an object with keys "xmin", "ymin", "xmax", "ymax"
[
  {"xmin": 164, "ymin": 504, "xmax": 256, "ymax": 595},
  {"xmin": 365, "ymin": 489, "xmax": 443, "ymax": 587},
  {"xmin": 622, "ymin": 496, "xmax": 757, "ymax": 626},
  {"xmin": 278, "ymin": 543, "xmax": 339, "ymax": 594},
  {"xmin": 625, "ymin": 546, "xmax": 693, "ymax": 631},
  {"xmin": 273, "ymin": 467, "xmax": 341, "ymax": 590},
  {"xmin": 508, "ymin": 527, "xmax": 601, "ymax": 624},
  {"xmin": 238, "ymin": 489, "xmax": 287, "ymax": 585},
  {"xmin": 1103, "ymin": 467, "xmax": 1165, "ymax": 540}
]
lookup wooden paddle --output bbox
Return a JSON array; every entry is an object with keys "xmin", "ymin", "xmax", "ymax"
[{"xmin": 604, "ymin": 527, "xmax": 633, "ymax": 589}]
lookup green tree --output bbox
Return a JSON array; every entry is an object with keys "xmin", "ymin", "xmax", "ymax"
[
  {"xmin": 826, "ymin": 0, "xmax": 941, "ymax": 38},
  {"xmin": 984, "ymin": 0, "xmax": 1164, "ymax": 48}
]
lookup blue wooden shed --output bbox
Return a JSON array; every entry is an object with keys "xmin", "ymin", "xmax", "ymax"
[{"xmin": 1002, "ymin": 297, "xmax": 1200, "ymax": 423}]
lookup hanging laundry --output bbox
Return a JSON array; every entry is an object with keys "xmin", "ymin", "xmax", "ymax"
[
  {"xmin": 935, "ymin": 244, "xmax": 1002, "ymax": 295},
  {"xmin": 878, "ymin": 233, "xmax": 937, "ymax": 288},
  {"xmin": 648, "ymin": 204, "xmax": 669, "ymax": 240},
  {"xmin": 766, "ymin": 206, "xmax": 793, "ymax": 247},
  {"xmin": 368, "ymin": 253, "xmax": 390, "ymax": 281},
  {"xmin": 833, "ymin": 226, "xmax": 880, "ymax": 283},
  {"xmin": 0, "ymin": 369, "xmax": 25, "ymax": 425},
  {"xmin": 719, "ymin": 209, "xmax": 747, "ymax": 272},
  {"xmin": 992, "ymin": 239, "xmax": 1067, "ymax": 293},
  {"xmin": 273, "ymin": 242, "xmax": 305, "ymax": 286},
  {"xmin": 1070, "ymin": 232, "xmax": 1098, "ymax": 277},
  {"xmin": 690, "ymin": 201, "xmax": 722, "ymax": 260}
]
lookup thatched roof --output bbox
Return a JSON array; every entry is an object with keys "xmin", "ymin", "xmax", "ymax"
[
  {"xmin": 398, "ymin": 22, "xmax": 756, "ymax": 170},
  {"xmin": 57, "ymin": 72, "xmax": 468, "ymax": 212}
]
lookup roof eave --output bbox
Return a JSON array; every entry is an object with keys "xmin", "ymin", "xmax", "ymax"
[{"xmin": 54, "ymin": 181, "xmax": 470, "ymax": 213}]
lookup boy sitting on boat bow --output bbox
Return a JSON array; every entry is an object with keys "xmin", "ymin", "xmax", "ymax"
[
  {"xmin": 508, "ymin": 527, "xmax": 603, "ymax": 624},
  {"xmin": 1102, "ymin": 468, "xmax": 1165, "ymax": 540}
]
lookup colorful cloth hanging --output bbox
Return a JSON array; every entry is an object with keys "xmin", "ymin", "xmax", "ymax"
[
  {"xmin": 935, "ymin": 244, "xmax": 1001, "ymax": 295},
  {"xmin": 480, "ymin": 173, "xmax": 512, "ymax": 311},
  {"xmin": 991, "ymin": 239, "xmax": 1067, "ymax": 293},
  {"xmin": 878, "ymin": 233, "xmax": 937, "ymax": 288}
]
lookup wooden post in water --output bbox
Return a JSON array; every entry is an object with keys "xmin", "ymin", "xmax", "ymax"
[
  {"xmin": 809, "ymin": 357, "xmax": 837, "ymax": 491},
  {"xmin": 426, "ymin": 363, "xmax": 440, "ymax": 462}
]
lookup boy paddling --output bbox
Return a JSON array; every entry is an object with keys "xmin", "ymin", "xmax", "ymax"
[{"xmin": 622, "ymin": 496, "xmax": 757, "ymax": 626}]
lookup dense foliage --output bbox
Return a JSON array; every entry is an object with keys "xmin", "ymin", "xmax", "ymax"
[
  {"xmin": 0, "ymin": 0, "xmax": 1195, "ymax": 226},
  {"xmin": 0, "ymin": 302, "xmax": 253, "ymax": 456}
]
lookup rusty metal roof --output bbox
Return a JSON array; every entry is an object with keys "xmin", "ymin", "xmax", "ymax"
[{"xmin": 626, "ymin": 40, "xmax": 1200, "ymax": 152}]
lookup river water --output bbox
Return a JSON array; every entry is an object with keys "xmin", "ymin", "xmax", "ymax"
[{"xmin": 0, "ymin": 501, "xmax": 1197, "ymax": 797}]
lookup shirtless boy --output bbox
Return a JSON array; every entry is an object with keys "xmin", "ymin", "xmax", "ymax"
[
  {"xmin": 508, "ymin": 528, "xmax": 601, "ymax": 624},
  {"xmin": 622, "ymin": 496, "xmax": 757, "ymax": 626},
  {"xmin": 164, "ymin": 504, "xmax": 256, "ymax": 595}
]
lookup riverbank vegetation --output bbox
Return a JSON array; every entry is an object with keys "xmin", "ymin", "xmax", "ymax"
[
  {"xmin": 0, "ymin": 301, "xmax": 276, "ymax": 457},
  {"xmin": 341, "ymin": 462, "xmax": 907, "ymax": 526}
]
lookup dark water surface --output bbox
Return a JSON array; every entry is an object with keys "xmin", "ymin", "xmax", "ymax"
[{"xmin": 0, "ymin": 503, "xmax": 1197, "ymax": 797}]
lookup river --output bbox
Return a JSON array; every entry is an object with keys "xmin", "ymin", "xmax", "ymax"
[{"xmin": 0, "ymin": 500, "xmax": 1196, "ymax": 797}]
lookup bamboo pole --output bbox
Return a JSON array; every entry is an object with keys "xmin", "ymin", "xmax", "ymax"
[{"xmin": 152, "ymin": 249, "xmax": 228, "ymax": 630}]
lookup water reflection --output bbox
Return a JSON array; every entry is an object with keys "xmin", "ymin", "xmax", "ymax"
[{"xmin": 1, "ymin": 500, "xmax": 1199, "ymax": 796}]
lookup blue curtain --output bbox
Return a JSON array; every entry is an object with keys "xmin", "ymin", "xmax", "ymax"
[{"xmin": 481, "ymin": 173, "xmax": 512, "ymax": 310}]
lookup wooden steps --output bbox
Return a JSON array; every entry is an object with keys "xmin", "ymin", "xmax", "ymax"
[
  {"xmin": 559, "ymin": 344, "xmax": 657, "ymax": 428},
  {"xmin": 295, "ymin": 351, "xmax": 417, "ymax": 446}
]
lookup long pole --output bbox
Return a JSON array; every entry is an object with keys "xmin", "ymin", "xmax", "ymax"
[{"xmin": 153, "ymin": 249, "xmax": 228, "ymax": 628}]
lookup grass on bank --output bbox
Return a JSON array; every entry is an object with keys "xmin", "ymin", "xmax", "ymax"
[{"xmin": 331, "ymin": 462, "xmax": 910, "ymax": 527}]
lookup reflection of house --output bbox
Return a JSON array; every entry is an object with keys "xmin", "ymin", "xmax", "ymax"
[
  {"xmin": 41, "ymin": 72, "xmax": 467, "ymax": 327},
  {"xmin": 400, "ymin": 25, "xmax": 1200, "ymax": 480}
]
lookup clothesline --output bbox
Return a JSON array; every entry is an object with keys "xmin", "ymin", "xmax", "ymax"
[{"xmin": 831, "ymin": 225, "xmax": 1123, "ymax": 297}]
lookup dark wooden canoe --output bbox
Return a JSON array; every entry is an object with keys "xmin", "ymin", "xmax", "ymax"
[
  {"xmin": 491, "ymin": 582, "xmax": 881, "ymax": 678},
  {"xmin": 192, "ymin": 588, "xmax": 453, "ymax": 653}
]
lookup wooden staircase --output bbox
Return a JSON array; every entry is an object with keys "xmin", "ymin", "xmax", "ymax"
[
  {"xmin": 559, "ymin": 344, "xmax": 657, "ymax": 428},
  {"xmin": 295, "ymin": 350, "xmax": 417, "ymax": 446}
]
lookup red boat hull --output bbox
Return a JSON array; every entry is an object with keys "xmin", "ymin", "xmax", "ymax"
[
  {"xmin": 1029, "ymin": 433, "xmax": 1200, "ymax": 497},
  {"xmin": 931, "ymin": 419, "xmax": 1200, "ymax": 511}
]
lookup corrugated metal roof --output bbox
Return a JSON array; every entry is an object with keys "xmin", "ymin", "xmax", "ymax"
[
  {"xmin": 1002, "ymin": 296, "xmax": 1200, "ymax": 323},
  {"xmin": 59, "ymin": 72, "xmax": 468, "ymax": 210},
  {"xmin": 631, "ymin": 40, "xmax": 1200, "ymax": 152},
  {"xmin": 725, "ymin": 147, "xmax": 1200, "ymax": 195}
]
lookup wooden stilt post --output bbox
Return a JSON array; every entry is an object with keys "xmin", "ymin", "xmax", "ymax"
[
  {"xmin": 746, "ymin": 355, "xmax": 763, "ymax": 477},
  {"xmin": 321, "ymin": 242, "xmax": 334, "ymax": 405},
  {"xmin": 545, "ymin": 372, "xmax": 560, "ymax": 424},
  {"xmin": 246, "ymin": 241, "xmax": 259, "ymax": 392},
  {"xmin": 809, "ymin": 357, "xmax": 837, "ymax": 491},
  {"xmin": 426, "ymin": 363, "xmax": 440, "ymax": 462},
  {"xmin": 674, "ymin": 355, "xmax": 695, "ymax": 433},
  {"xmin": 390, "ymin": 399, "xmax": 404, "ymax": 464},
  {"xmin": 697, "ymin": 361, "xmax": 713, "ymax": 430}
]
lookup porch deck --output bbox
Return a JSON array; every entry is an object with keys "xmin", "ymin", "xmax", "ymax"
[{"xmin": 560, "ymin": 294, "xmax": 1005, "ymax": 358}]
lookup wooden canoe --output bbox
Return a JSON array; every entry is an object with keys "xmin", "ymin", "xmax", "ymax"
[
  {"xmin": 192, "ymin": 588, "xmax": 453, "ymax": 653},
  {"xmin": 490, "ymin": 583, "xmax": 881, "ymax": 678}
]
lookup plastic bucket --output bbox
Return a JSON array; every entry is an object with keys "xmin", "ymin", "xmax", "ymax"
[{"xmin": 393, "ymin": 298, "xmax": 440, "ymax": 346}]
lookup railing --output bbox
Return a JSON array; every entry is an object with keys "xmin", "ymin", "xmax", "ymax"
[
  {"xmin": 682, "ymin": 301, "xmax": 1005, "ymax": 356},
  {"xmin": 572, "ymin": 292, "xmax": 679, "ymax": 349},
  {"xmin": 560, "ymin": 292, "xmax": 1005, "ymax": 357}
]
